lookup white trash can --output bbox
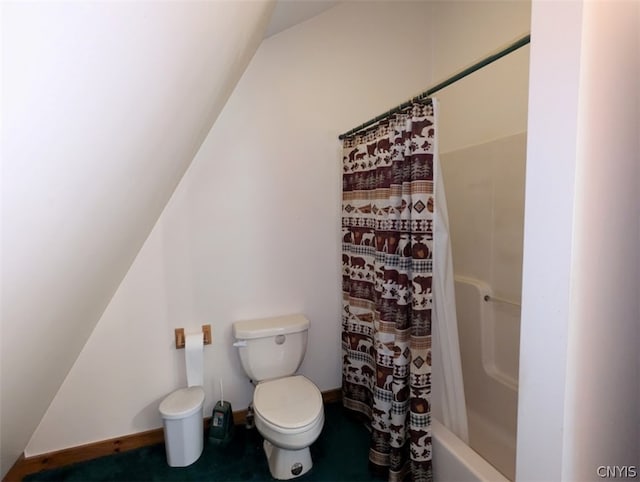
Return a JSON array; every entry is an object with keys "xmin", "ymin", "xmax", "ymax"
[{"xmin": 159, "ymin": 386, "xmax": 205, "ymax": 467}]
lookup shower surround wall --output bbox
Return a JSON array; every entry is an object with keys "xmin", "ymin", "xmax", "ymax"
[
  {"xmin": 441, "ymin": 134, "xmax": 526, "ymax": 310},
  {"xmin": 25, "ymin": 0, "xmax": 533, "ymax": 459},
  {"xmin": 440, "ymin": 133, "xmax": 527, "ymax": 480}
]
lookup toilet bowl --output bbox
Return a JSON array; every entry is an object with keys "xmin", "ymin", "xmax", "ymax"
[
  {"xmin": 159, "ymin": 386, "xmax": 205, "ymax": 467},
  {"xmin": 253, "ymin": 376, "xmax": 324, "ymax": 479}
]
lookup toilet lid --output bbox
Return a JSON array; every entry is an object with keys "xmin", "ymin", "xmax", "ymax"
[
  {"xmin": 254, "ymin": 375, "xmax": 322, "ymax": 429},
  {"xmin": 159, "ymin": 386, "xmax": 205, "ymax": 420}
]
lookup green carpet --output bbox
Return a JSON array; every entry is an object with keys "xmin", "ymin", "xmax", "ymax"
[{"xmin": 25, "ymin": 402, "xmax": 379, "ymax": 482}]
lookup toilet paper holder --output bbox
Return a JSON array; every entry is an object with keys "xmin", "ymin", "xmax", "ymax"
[{"xmin": 175, "ymin": 325, "xmax": 211, "ymax": 349}]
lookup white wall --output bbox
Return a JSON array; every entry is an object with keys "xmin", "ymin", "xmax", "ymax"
[
  {"xmin": 516, "ymin": 2, "xmax": 584, "ymax": 479},
  {"xmin": 431, "ymin": 0, "xmax": 531, "ymax": 319},
  {"xmin": 25, "ymin": 1, "xmax": 438, "ymax": 456},
  {"xmin": 432, "ymin": 0, "xmax": 530, "ymax": 153},
  {"xmin": 517, "ymin": 1, "xmax": 640, "ymax": 480},
  {"xmin": 563, "ymin": 0, "xmax": 640, "ymax": 478},
  {"xmin": 1, "ymin": 1, "xmax": 274, "ymax": 475}
]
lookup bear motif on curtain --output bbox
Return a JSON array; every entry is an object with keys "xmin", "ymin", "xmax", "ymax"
[{"xmin": 342, "ymin": 101, "xmax": 436, "ymax": 482}]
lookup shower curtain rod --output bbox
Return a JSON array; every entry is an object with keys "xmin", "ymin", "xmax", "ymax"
[{"xmin": 338, "ymin": 33, "xmax": 531, "ymax": 140}]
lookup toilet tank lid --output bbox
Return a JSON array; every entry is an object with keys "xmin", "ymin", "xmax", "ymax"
[{"xmin": 233, "ymin": 314, "xmax": 309, "ymax": 340}]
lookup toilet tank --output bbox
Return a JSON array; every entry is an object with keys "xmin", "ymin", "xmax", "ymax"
[{"xmin": 233, "ymin": 314, "xmax": 309, "ymax": 382}]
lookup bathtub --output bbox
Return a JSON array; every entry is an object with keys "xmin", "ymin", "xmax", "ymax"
[
  {"xmin": 433, "ymin": 276, "xmax": 520, "ymax": 481},
  {"xmin": 432, "ymin": 419, "xmax": 509, "ymax": 482}
]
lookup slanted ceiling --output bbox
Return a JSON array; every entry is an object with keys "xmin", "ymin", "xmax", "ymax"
[{"xmin": 1, "ymin": 1, "xmax": 276, "ymax": 476}]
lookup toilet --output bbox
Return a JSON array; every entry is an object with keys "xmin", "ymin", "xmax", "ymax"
[{"xmin": 233, "ymin": 314, "xmax": 324, "ymax": 480}]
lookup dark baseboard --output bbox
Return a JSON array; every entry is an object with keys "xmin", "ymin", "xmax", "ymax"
[{"xmin": 2, "ymin": 388, "xmax": 341, "ymax": 482}]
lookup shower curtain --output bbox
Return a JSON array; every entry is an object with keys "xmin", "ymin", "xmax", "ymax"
[{"xmin": 341, "ymin": 99, "xmax": 467, "ymax": 481}]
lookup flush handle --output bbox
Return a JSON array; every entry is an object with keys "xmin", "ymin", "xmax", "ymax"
[{"xmin": 275, "ymin": 335, "xmax": 286, "ymax": 345}]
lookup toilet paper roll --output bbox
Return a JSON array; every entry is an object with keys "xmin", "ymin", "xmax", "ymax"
[{"xmin": 185, "ymin": 332, "xmax": 204, "ymax": 387}]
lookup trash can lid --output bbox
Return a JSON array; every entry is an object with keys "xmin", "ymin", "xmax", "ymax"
[{"xmin": 160, "ymin": 386, "xmax": 205, "ymax": 420}]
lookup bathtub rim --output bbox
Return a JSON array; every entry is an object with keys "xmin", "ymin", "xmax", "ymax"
[{"xmin": 432, "ymin": 418, "xmax": 510, "ymax": 482}]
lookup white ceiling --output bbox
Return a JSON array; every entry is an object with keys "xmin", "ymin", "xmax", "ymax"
[{"xmin": 265, "ymin": 0, "xmax": 341, "ymax": 38}]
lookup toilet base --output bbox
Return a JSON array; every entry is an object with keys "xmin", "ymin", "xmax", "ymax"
[{"xmin": 263, "ymin": 440, "xmax": 312, "ymax": 480}]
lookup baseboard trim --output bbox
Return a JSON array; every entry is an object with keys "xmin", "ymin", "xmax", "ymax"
[{"xmin": 3, "ymin": 388, "xmax": 342, "ymax": 482}]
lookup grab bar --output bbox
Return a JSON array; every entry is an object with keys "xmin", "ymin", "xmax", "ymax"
[{"xmin": 483, "ymin": 294, "xmax": 521, "ymax": 307}]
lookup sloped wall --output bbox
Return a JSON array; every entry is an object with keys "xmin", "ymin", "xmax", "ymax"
[
  {"xmin": 24, "ymin": 1, "xmax": 437, "ymax": 457},
  {"xmin": 1, "ymin": 1, "xmax": 275, "ymax": 476}
]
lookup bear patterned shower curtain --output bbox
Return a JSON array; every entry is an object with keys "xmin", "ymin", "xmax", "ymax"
[{"xmin": 341, "ymin": 99, "xmax": 467, "ymax": 482}]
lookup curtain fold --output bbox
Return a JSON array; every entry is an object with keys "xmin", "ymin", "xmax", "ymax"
[
  {"xmin": 431, "ymin": 145, "xmax": 469, "ymax": 443},
  {"xmin": 341, "ymin": 99, "xmax": 466, "ymax": 482}
]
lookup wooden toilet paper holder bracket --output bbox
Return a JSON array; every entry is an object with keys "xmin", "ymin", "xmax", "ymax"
[{"xmin": 175, "ymin": 324, "xmax": 211, "ymax": 349}]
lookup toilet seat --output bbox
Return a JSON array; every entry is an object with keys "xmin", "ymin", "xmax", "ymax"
[
  {"xmin": 254, "ymin": 375, "xmax": 323, "ymax": 430},
  {"xmin": 256, "ymin": 406, "xmax": 325, "ymax": 440},
  {"xmin": 159, "ymin": 386, "xmax": 204, "ymax": 420}
]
